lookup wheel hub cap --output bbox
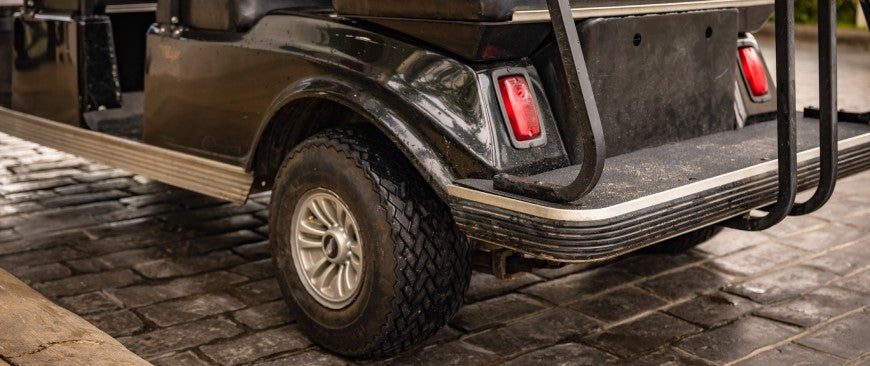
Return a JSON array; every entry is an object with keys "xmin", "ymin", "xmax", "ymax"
[
  {"xmin": 290, "ymin": 189, "xmax": 363, "ymax": 309},
  {"xmin": 322, "ymin": 228, "xmax": 350, "ymax": 263}
]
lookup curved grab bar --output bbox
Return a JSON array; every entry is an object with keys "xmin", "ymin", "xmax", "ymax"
[
  {"xmin": 790, "ymin": 0, "xmax": 838, "ymax": 216},
  {"xmin": 492, "ymin": 0, "xmax": 606, "ymax": 203},
  {"xmin": 725, "ymin": 0, "xmax": 798, "ymax": 230}
]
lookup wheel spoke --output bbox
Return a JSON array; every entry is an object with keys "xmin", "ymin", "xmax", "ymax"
[
  {"xmin": 344, "ymin": 264, "xmax": 355, "ymax": 292},
  {"xmin": 349, "ymin": 240, "xmax": 362, "ymax": 258},
  {"xmin": 297, "ymin": 234, "xmax": 322, "ymax": 250},
  {"xmin": 299, "ymin": 219, "xmax": 326, "ymax": 236},
  {"xmin": 309, "ymin": 199, "xmax": 333, "ymax": 227},
  {"xmin": 335, "ymin": 205, "xmax": 347, "ymax": 229},
  {"xmin": 301, "ymin": 246, "xmax": 326, "ymax": 267},
  {"xmin": 307, "ymin": 257, "xmax": 329, "ymax": 279},
  {"xmin": 335, "ymin": 265, "xmax": 347, "ymax": 297},
  {"xmin": 320, "ymin": 263, "xmax": 339, "ymax": 293},
  {"xmin": 316, "ymin": 198, "xmax": 339, "ymax": 227}
]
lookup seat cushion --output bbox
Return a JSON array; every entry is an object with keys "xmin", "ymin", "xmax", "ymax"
[
  {"xmin": 333, "ymin": 0, "xmax": 711, "ymax": 22},
  {"xmin": 35, "ymin": 0, "xmax": 157, "ymax": 15},
  {"xmin": 333, "ymin": 0, "xmax": 535, "ymax": 21},
  {"xmin": 183, "ymin": 0, "xmax": 332, "ymax": 31}
]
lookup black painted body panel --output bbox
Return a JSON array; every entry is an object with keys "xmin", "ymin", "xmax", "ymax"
[
  {"xmin": 143, "ymin": 13, "xmax": 569, "ymax": 183},
  {"xmin": 11, "ymin": 13, "xmax": 121, "ymax": 126},
  {"xmin": 536, "ymin": 10, "xmax": 738, "ymax": 157},
  {"xmin": 12, "ymin": 16, "xmax": 81, "ymax": 125},
  {"xmin": 0, "ymin": 9, "xmax": 13, "ymax": 107}
]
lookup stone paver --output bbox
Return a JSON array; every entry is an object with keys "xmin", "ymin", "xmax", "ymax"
[
  {"xmin": 0, "ymin": 36, "xmax": 868, "ymax": 366},
  {"xmin": 733, "ymin": 344, "xmax": 843, "ymax": 366},
  {"xmin": 627, "ymin": 348, "xmax": 714, "ymax": 366},
  {"xmin": 569, "ymin": 286, "xmax": 667, "ymax": 323},
  {"xmin": 666, "ymin": 292, "xmax": 758, "ymax": 329},
  {"xmin": 520, "ymin": 266, "xmax": 637, "ymax": 303},
  {"xmin": 677, "ymin": 316, "xmax": 798, "ymax": 364},
  {"xmin": 137, "ymin": 292, "xmax": 246, "ymax": 327},
  {"xmin": 707, "ymin": 242, "xmax": 809, "ymax": 276},
  {"xmin": 464, "ymin": 308, "xmax": 600, "ymax": 357},
  {"xmin": 83, "ymin": 309, "xmax": 145, "ymax": 337},
  {"xmin": 725, "ymin": 266, "xmax": 837, "ymax": 304},
  {"xmin": 253, "ymin": 350, "xmax": 347, "ymax": 366},
  {"xmin": 586, "ymin": 312, "xmax": 701, "ymax": 357},
  {"xmin": 639, "ymin": 266, "xmax": 731, "ymax": 301},
  {"xmin": 118, "ymin": 318, "xmax": 244, "ymax": 359},
  {"xmin": 794, "ymin": 309, "xmax": 870, "ymax": 360},
  {"xmin": 501, "ymin": 343, "xmax": 617, "ymax": 366},
  {"xmin": 198, "ymin": 326, "xmax": 311, "ymax": 365},
  {"xmin": 753, "ymin": 286, "xmax": 866, "ymax": 327},
  {"xmin": 451, "ymin": 293, "xmax": 548, "ymax": 332},
  {"xmin": 232, "ymin": 300, "xmax": 293, "ymax": 330},
  {"xmin": 832, "ymin": 267, "xmax": 870, "ymax": 295}
]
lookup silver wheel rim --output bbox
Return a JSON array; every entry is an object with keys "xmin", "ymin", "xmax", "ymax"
[{"xmin": 290, "ymin": 188, "xmax": 364, "ymax": 309}]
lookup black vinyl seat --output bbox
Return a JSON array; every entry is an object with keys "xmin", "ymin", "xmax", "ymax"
[
  {"xmin": 333, "ymin": 0, "xmax": 700, "ymax": 21},
  {"xmin": 333, "ymin": 0, "xmax": 538, "ymax": 21},
  {"xmin": 33, "ymin": 0, "xmax": 157, "ymax": 15},
  {"xmin": 181, "ymin": 0, "xmax": 332, "ymax": 32}
]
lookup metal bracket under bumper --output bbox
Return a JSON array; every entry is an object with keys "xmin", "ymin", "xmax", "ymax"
[{"xmin": 448, "ymin": 133, "xmax": 870, "ymax": 262}]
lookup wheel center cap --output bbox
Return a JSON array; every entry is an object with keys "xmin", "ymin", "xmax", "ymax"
[{"xmin": 322, "ymin": 228, "xmax": 350, "ymax": 263}]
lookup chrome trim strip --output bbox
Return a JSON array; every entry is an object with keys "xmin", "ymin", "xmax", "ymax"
[
  {"xmin": 31, "ymin": 13, "xmax": 73, "ymax": 22},
  {"xmin": 105, "ymin": 3, "xmax": 158, "ymax": 13},
  {"xmin": 512, "ymin": 0, "xmax": 775, "ymax": 22},
  {"xmin": 0, "ymin": 107, "xmax": 253, "ymax": 203},
  {"xmin": 448, "ymin": 132, "xmax": 870, "ymax": 221}
]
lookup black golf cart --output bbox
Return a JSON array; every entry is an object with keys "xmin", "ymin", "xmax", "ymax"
[{"xmin": 1, "ymin": 0, "xmax": 868, "ymax": 359}]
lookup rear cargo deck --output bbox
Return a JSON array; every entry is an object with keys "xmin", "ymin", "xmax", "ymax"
[{"xmin": 449, "ymin": 116, "xmax": 870, "ymax": 261}]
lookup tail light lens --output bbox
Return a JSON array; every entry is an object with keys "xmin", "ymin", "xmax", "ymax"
[
  {"xmin": 498, "ymin": 76, "xmax": 541, "ymax": 142},
  {"xmin": 738, "ymin": 46, "xmax": 769, "ymax": 98}
]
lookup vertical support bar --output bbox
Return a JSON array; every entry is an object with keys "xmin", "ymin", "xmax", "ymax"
[
  {"xmin": 860, "ymin": 0, "xmax": 870, "ymax": 30},
  {"xmin": 725, "ymin": 0, "xmax": 797, "ymax": 231},
  {"xmin": 156, "ymin": 0, "xmax": 181, "ymax": 25},
  {"xmin": 492, "ymin": 0, "xmax": 606, "ymax": 203},
  {"xmin": 791, "ymin": 0, "xmax": 838, "ymax": 215}
]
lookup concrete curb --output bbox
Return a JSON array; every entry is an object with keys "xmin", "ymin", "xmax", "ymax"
[
  {"xmin": 756, "ymin": 23, "xmax": 870, "ymax": 49},
  {"xmin": 0, "ymin": 268, "xmax": 151, "ymax": 366}
]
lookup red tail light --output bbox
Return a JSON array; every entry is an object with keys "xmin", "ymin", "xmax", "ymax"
[
  {"xmin": 498, "ymin": 76, "xmax": 541, "ymax": 142},
  {"xmin": 738, "ymin": 46, "xmax": 769, "ymax": 98}
]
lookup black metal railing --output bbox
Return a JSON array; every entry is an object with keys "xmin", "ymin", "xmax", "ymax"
[
  {"xmin": 492, "ymin": 0, "xmax": 606, "ymax": 203},
  {"xmin": 493, "ymin": 0, "xmax": 841, "ymax": 228},
  {"xmin": 790, "ymin": 0, "xmax": 838, "ymax": 216},
  {"xmin": 861, "ymin": 0, "xmax": 870, "ymax": 32},
  {"xmin": 727, "ymin": 0, "xmax": 839, "ymax": 229}
]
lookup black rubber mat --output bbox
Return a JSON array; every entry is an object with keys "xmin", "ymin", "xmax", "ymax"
[{"xmin": 459, "ymin": 116, "xmax": 870, "ymax": 209}]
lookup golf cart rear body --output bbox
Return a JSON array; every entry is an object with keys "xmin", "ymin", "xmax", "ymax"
[{"xmin": 1, "ymin": 0, "xmax": 868, "ymax": 264}]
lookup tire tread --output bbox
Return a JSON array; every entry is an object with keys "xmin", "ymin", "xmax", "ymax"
[{"xmin": 279, "ymin": 126, "xmax": 470, "ymax": 358}]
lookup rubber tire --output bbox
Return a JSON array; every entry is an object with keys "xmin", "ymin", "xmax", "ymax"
[
  {"xmin": 644, "ymin": 226, "xmax": 723, "ymax": 254},
  {"xmin": 269, "ymin": 125, "xmax": 471, "ymax": 359}
]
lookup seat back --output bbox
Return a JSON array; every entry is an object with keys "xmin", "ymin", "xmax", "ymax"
[
  {"xmin": 333, "ymin": 0, "xmax": 542, "ymax": 22},
  {"xmin": 33, "ymin": 0, "xmax": 157, "ymax": 15},
  {"xmin": 171, "ymin": 0, "xmax": 331, "ymax": 32}
]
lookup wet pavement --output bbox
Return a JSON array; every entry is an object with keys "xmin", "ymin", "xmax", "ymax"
[{"xmin": 0, "ymin": 36, "xmax": 868, "ymax": 366}]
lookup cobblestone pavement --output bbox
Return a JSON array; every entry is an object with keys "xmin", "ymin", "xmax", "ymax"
[{"xmin": 1, "ymin": 41, "xmax": 869, "ymax": 366}]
